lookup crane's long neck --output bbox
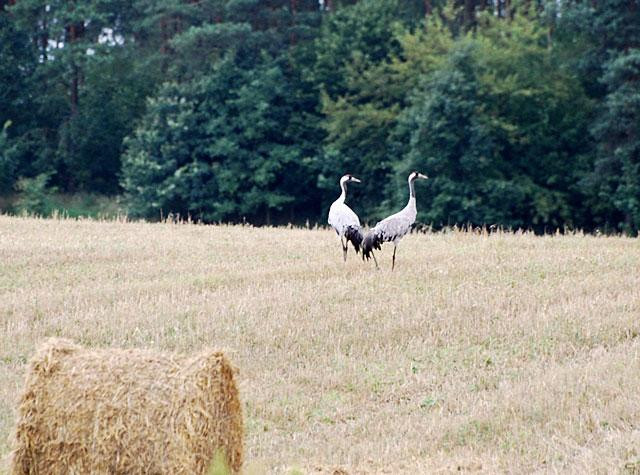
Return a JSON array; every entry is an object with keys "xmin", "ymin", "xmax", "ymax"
[
  {"xmin": 407, "ymin": 178, "xmax": 416, "ymax": 209},
  {"xmin": 338, "ymin": 180, "xmax": 347, "ymax": 203}
]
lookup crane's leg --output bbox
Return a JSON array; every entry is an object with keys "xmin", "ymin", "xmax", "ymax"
[
  {"xmin": 392, "ymin": 245, "xmax": 397, "ymax": 271},
  {"xmin": 371, "ymin": 251, "xmax": 379, "ymax": 270},
  {"xmin": 341, "ymin": 237, "xmax": 347, "ymax": 262}
]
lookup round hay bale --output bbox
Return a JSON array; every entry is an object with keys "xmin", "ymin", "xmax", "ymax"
[{"xmin": 10, "ymin": 338, "xmax": 243, "ymax": 474}]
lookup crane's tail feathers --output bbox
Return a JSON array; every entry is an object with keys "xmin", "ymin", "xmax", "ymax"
[
  {"xmin": 362, "ymin": 229, "xmax": 383, "ymax": 261},
  {"xmin": 344, "ymin": 225, "xmax": 364, "ymax": 254}
]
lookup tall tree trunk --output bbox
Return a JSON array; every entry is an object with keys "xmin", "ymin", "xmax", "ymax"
[
  {"xmin": 66, "ymin": 22, "xmax": 84, "ymax": 115},
  {"xmin": 463, "ymin": 0, "xmax": 475, "ymax": 29},
  {"xmin": 160, "ymin": 17, "xmax": 168, "ymax": 54},
  {"xmin": 424, "ymin": 0, "xmax": 432, "ymax": 16},
  {"xmin": 40, "ymin": 11, "xmax": 48, "ymax": 62},
  {"xmin": 504, "ymin": 0, "xmax": 512, "ymax": 19},
  {"xmin": 70, "ymin": 63, "xmax": 79, "ymax": 115}
]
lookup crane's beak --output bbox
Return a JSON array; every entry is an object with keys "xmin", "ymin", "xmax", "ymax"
[
  {"xmin": 417, "ymin": 173, "xmax": 428, "ymax": 180},
  {"xmin": 350, "ymin": 176, "xmax": 362, "ymax": 183}
]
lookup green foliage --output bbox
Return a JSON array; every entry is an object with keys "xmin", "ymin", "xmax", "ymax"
[
  {"xmin": 122, "ymin": 0, "xmax": 324, "ymax": 223},
  {"xmin": 558, "ymin": 0, "xmax": 640, "ymax": 233},
  {"xmin": 315, "ymin": 0, "xmax": 438, "ymax": 220},
  {"xmin": 0, "ymin": 121, "xmax": 16, "ymax": 194},
  {"xmin": 3, "ymin": 0, "xmax": 154, "ymax": 194},
  {"xmin": 396, "ymin": 43, "xmax": 503, "ymax": 226},
  {"xmin": 58, "ymin": 48, "xmax": 154, "ymax": 193},
  {"xmin": 394, "ymin": 10, "xmax": 593, "ymax": 230},
  {"xmin": 122, "ymin": 54, "xmax": 320, "ymax": 223},
  {"xmin": 50, "ymin": 193, "xmax": 123, "ymax": 218},
  {"xmin": 313, "ymin": 0, "xmax": 405, "ymax": 100},
  {"xmin": 590, "ymin": 50, "xmax": 640, "ymax": 233},
  {"xmin": 0, "ymin": 6, "xmax": 39, "ymax": 193},
  {"xmin": 14, "ymin": 173, "xmax": 57, "ymax": 217},
  {"xmin": 2, "ymin": 0, "xmax": 640, "ymax": 232}
]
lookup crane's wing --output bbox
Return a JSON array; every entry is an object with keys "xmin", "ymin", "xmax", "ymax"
[
  {"xmin": 344, "ymin": 224, "xmax": 364, "ymax": 254},
  {"xmin": 328, "ymin": 202, "xmax": 361, "ymax": 235},
  {"xmin": 328, "ymin": 201, "xmax": 363, "ymax": 254},
  {"xmin": 362, "ymin": 213, "xmax": 412, "ymax": 260}
]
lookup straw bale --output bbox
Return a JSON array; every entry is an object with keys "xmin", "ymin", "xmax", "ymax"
[{"xmin": 10, "ymin": 338, "xmax": 243, "ymax": 474}]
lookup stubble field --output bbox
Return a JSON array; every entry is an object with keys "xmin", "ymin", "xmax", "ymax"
[{"xmin": 1, "ymin": 215, "xmax": 639, "ymax": 473}]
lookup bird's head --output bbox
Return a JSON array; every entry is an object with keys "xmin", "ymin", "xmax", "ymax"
[
  {"xmin": 409, "ymin": 171, "xmax": 429, "ymax": 182},
  {"xmin": 341, "ymin": 174, "xmax": 362, "ymax": 185}
]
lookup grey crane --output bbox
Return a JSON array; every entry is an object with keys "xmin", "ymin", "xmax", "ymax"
[
  {"xmin": 362, "ymin": 171, "xmax": 429, "ymax": 270},
  {"xmin": 328, "ymin": 174, "xmax": 364, "ymax": 262}
]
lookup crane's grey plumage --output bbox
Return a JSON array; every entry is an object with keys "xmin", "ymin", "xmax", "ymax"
[
  {"xmin": 362, "ymin": 171, "xmax": 428, "ymax": 270},
  {"xmin": 328, "ymin": 174, "xmax": 364, "ymax": 262}
]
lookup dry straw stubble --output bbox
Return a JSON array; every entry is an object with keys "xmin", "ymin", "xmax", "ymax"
[
  {"xmin": 10, "ymin": 337, "xmax": 243, "ymax": 474},
  {"xmin": 2, "ymin": 216, "xmax": 640, "ymax": 472}
]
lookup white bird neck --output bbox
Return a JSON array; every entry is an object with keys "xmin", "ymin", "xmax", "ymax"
[
  {"xmin": 405, "ymin": 196, "xmax": 417, "ymax": 214},
  {"xmin": 338, "ymin": 179, "xmax": 348, "ymax": 203},
  {"xmin": 407, "ymin": 178, "xmax": 417, "ymax": 202},
  {"xmin": 402, "ymin": 178, "xmax": 417, "ymax": 218}
]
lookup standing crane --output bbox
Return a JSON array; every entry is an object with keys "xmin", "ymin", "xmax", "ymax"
[
  {"xmin": 328, "ymin": 174, "xmax": 364, "ymax": 262},
  {"xmin": 362, "ymin": 171, "xmax": 429, "ymax": 270}
]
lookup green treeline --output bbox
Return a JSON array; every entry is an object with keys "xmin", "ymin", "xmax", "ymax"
[{"xmin": 1, "ymin": 1, "xmax": 639, "ymax": 232}]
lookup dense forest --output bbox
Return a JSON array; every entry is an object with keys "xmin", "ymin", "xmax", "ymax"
[{"xmin": 0, "ymin": 0, "xmax": 639, "ymax": 232}]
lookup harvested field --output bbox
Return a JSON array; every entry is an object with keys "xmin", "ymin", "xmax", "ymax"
[{"xmin": 1, "ymin": 215, "xmax": 639, "ymax": 473}]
